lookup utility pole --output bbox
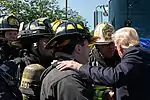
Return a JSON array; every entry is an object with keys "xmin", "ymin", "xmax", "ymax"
[
  {"xmin": 65, "ymin": 0, "xmax": 68, "ymax": 20},
  {"xmin": 16, "ymin": 0, "xmax": 19, "ymax": 17},
  {"xmin": 40, "ymin": 0, "xmax": 43, "ymax": 17}
]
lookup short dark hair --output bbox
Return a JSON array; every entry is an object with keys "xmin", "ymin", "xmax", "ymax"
[{"xmin": 54, "ymin": 35, "xmax": 86, "ymax": 54}]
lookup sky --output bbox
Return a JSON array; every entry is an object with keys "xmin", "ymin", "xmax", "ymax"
[{"xmin": 57, "ymin": 0, "xmax": 110, "ymax": 30}]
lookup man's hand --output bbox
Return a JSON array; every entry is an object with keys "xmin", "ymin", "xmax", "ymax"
[{"xmin": 56, "ymin": 60, "xmax": 82, "ymax": 71}]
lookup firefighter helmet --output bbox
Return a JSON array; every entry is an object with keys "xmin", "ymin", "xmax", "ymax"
[
  {"xmin": 0, "ymin": 14, "xmax": 19, "ymax": 31},
  {"xmin": 50, "ymin": 19, "xmax": 63, "ymax": 32},
  {"xmin": 19, "ymin": 64, "xmax": 45, "ymax": 99},
  {"xmin": 94, "ymin": 22, "xmax": 114, "ymax": 45},
  {"xmin": 17, "ymin": 17, "xmax": 54, "ymax": 40},
  {"xmin": 45, "ymin": 21, "xmax": 97, "ymax": 49}
]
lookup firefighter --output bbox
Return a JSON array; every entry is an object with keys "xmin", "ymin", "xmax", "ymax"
[
  {"xmin": 89, "ymin": 22, "xmax": 120, "ymax": 67},
  {"xmin": 0, "ymin": 14, "xmax": 22, "ymax": 100},
  {"xmin": 88, "ymin": 22, "xmax": 121, "ymax": 100},
  {"xmin": 16, "ymin": 17, "xmax": 55, "ymax": 73},
  {"xmin": 0, "ymin": 14, "xmax": 20, "ymax": 61},
  {"xmin": 56, "ymin": 27, "xmax": 150, "ymax": 100},
  {"xmin": 18, "ymin": 18, "xmax": 59, "ymax": 100},
  {"xmin": 40, "ymin": 21, "xmax": 97, "ymax": 100}
]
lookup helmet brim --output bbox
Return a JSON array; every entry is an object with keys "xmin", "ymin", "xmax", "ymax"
[
  {"xmin": 17, "ymin": 33, "xmax": 54, "ymax": 40},
  {"xmin": 0, "ymin": 28, "xmax": 18, "ymax": 31},
  {"xmin": 94, "ymin": 40, "xmax": 114, "ymax": 45},
  {"xmin": 45, "ymin": 32, "xmax": 80, "ymax": 49},
  {"xmin": 45, "ymin": 32, "xmax": 99, "ymax": 49}
]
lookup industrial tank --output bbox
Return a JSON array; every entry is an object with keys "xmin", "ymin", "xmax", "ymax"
[{"xmin": 109, "ymin": 0, "xmax": 150, "ymax": 37}]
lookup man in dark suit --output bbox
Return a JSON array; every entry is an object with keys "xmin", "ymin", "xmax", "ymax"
[{"xmin": 57, "ymin": 27, "xmax": 150, "ymax": 100}]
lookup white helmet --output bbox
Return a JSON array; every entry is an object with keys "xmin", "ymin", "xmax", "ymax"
[{"xmin": 94, "ymin": 22, "xmax": 114, "ymax": 45}]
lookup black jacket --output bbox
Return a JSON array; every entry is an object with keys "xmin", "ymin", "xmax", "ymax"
[
  {"xmin": 0, "ymin": 42, "xmax": 20, "ymax": 61},
  {"xmin": 13, "ymin": 51, "xmax": 40, "ymax": 74},
  {"xmin": 0, "ymin": 61, "xmax": 23, "ymax": 100},
  {"xmin": 79, "ymin": 45, "xmax": 150, "ymax": 100},
  {"xmin": 40, "ymin": 53, "xmax": 94, "ymax": 100}
]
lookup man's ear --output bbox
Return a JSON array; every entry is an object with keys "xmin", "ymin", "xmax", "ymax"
[
  {"xmin": 119, "ymin": 45, "xmax": 124, "ymax": 54},
  {"xmin": 75, "ymin": 44, "xmax": 82, "ymax": 54},
  {"xmin": 117, "ymin": 44, "xmax": 124, "ymax": 56}
]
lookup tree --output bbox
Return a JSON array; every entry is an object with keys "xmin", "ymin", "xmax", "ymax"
[
  {"xmin": 0, "ymin": 4, "xmax": 9, "ymax": 16},
  {"xmin": 0, "ymin": 0, "xmax": 87, "ymax": 24}
]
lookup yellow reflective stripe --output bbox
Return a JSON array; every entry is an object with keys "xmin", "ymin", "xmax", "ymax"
[
  {"xmin": 67, "ymin": 24, "xmax": 75, "ymax": 30},
  {"xmin": 77, "ymin": 24, "xmax": 83, "ymax": 29},
  {"xmin": 51, "ymin": 20, "xmax": 62, "ymax": 31},
  {"xmin": 94, "ymin": 90, "xmax": 104, "ymax": 100},
  {"xmin": 93, "ymin": 85, "xmax": 111, "ymax": 100},
  {"xmin": 0, "ymin": 18, "xmax": 2, "ymax": 24},
  {"xmin": 30, "ymin": 24, "xmax": 36, "ymax": 29},
  {"xmin": 38, "ymin": 21, "xmax": 44, "ymax": 25},
  {"xmin": 56, "ymin": 26, "xmax": 65, "ymax": 33},
  {"xmin": 95, "ymin": 85, "xmax": 109, "ymax": 90}
]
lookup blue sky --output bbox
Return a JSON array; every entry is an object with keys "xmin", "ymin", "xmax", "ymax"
[{"xmin": 57, "ymin": 0, "xmax": 109, "ymax": 30}]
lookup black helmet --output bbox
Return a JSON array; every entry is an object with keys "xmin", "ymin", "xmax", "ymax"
[
  {"xmin": 45, "ymin": 21, "xmax": 97, "ymax": 49},
  {"xmin": 0, "ymin": 14, "xmax": 19, "ymax": 31},
  {"xmin": 50, "ymin": 19, "xmax": 63, "ymax": 32},
  {"xmin": 17, "ymin": 17, "xmax": 54, "ymax": 40}
]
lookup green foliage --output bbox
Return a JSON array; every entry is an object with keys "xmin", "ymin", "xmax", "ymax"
[{"xmin": 0, "ymin": 0, "xmax": 87, "ymax": 24}]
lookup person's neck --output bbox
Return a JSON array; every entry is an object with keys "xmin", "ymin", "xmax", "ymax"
[
  {"xmin": 55, "ymin": 52, "xmax": 83, "ymax": 64},
  {"xmin": 72, "ymin": 52, "xmax": 86, "ymax": 64},
  {"xmin": 55, "ymin": 52, "xmax": 74, "ymax": 60}
]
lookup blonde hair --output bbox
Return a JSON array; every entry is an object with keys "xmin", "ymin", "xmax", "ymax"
[{"xmin": 113, "ymin": 27, "xmax": 139, "ymax": 49}]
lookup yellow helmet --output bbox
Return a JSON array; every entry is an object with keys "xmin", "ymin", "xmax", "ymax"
[{"xmin": 94, "ymin": 22, "xmax": 114, "ymax": 45}]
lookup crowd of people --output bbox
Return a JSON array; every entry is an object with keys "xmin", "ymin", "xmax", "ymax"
[{"xmin": 0, "ymin": 14, "xmax": 149, "ymax": 100}]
